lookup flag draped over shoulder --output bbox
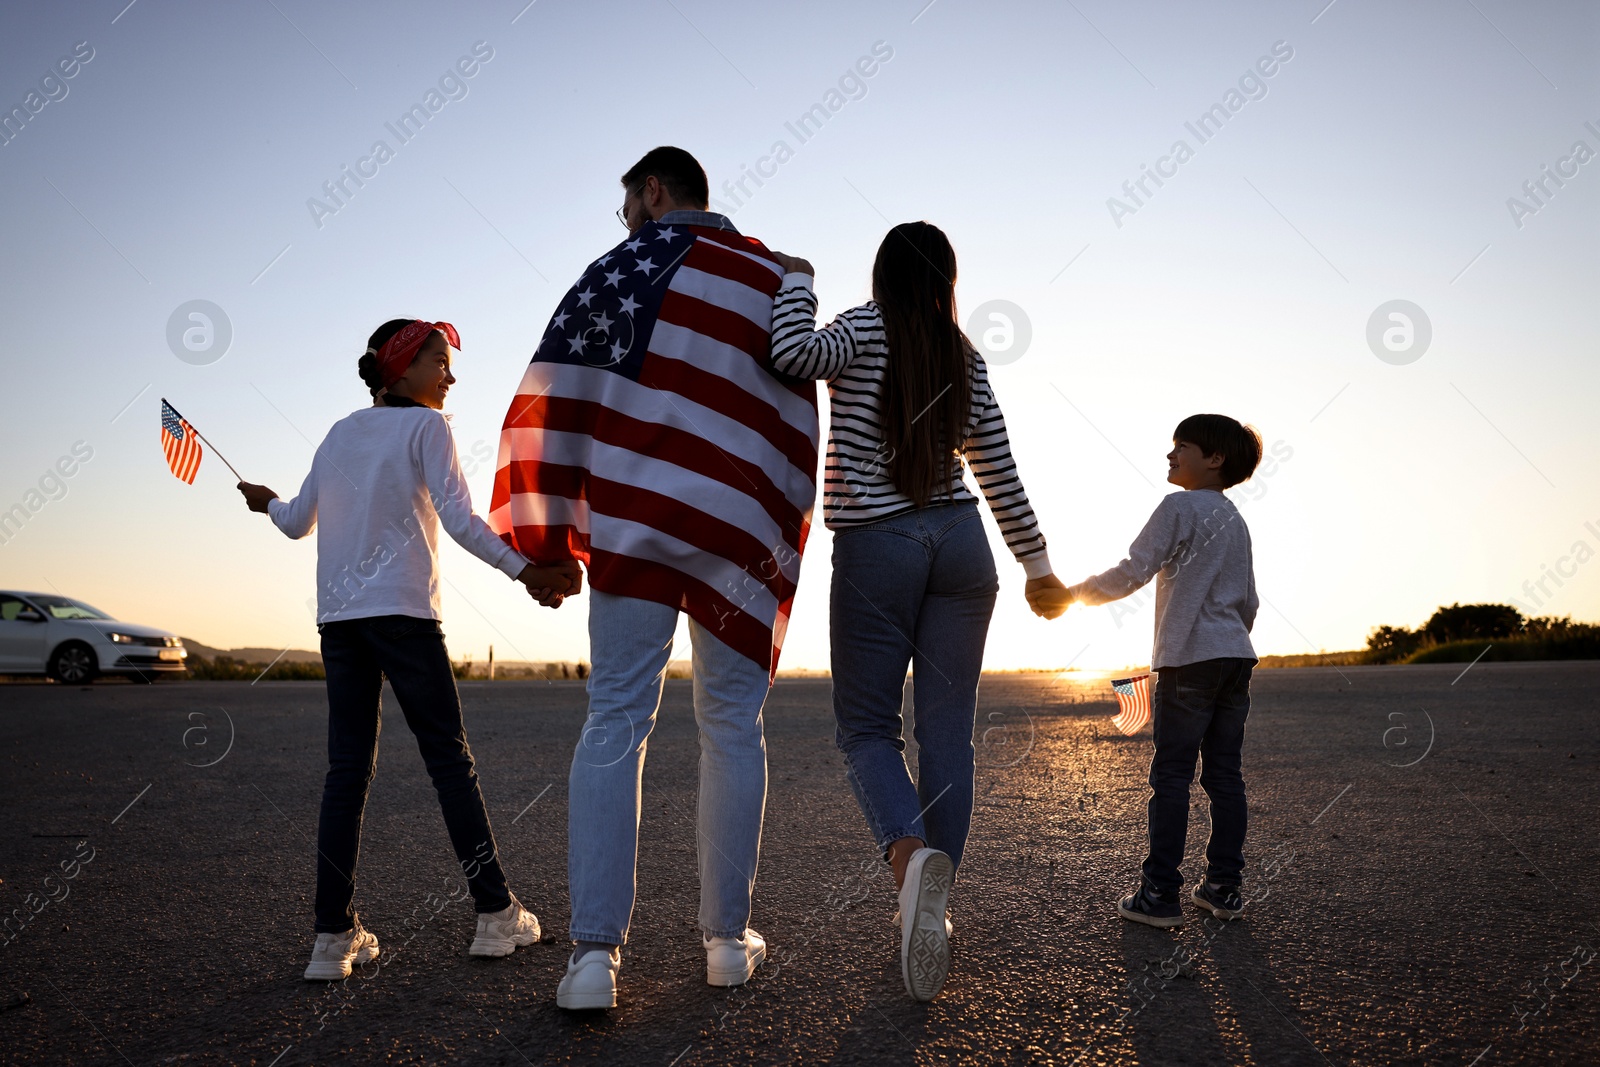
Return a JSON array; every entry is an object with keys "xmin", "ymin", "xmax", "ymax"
[{"xmin": 489, "ymin": 220, "xmax": 820, "ymax": 681}]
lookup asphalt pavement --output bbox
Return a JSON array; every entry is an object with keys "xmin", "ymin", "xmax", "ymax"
[{"xmin": 1, "ymin": 662, "xmax": 1597, "ymax": 1065}]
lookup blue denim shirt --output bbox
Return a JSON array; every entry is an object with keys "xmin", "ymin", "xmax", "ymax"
[{"xmin": 658, "ymin": 209, "xmax": 738, "ymax": 233}]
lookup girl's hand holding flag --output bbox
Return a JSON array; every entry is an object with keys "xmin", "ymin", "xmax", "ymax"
[{"xmin": 238, "ymin": 480, "xmax": 277, "ymax": 513}]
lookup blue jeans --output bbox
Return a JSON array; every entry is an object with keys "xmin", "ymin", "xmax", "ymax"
[
  {"xmin": 1143, "ymin": 657, "xmax": 1254, "ymax": 893},
  {"xmin": 829, "ymin": 502, "xmax": 998, "ymax": 873},
  {"xmin": 568, "ymin": 590, "xmax": 771, "ymax": 944},
  {"xmin": 315, "ymin": 615, "xmax": 511, "ymax": 933}
]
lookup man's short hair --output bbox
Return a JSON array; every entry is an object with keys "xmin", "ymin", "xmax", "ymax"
[
  {"xmin": 1173, "ymin": 413, "xmax": 1263, "ymax": 488},
  {"xmin": 621, "ymin": 146, "xmax": 709, "ymax": 209}
]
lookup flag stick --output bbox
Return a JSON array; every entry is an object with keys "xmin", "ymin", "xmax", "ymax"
[{"xmin": 161, "ymin": 398, "xmax": 244, "ymax": 482}]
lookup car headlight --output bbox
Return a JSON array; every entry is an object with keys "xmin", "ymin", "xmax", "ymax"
[
  {"xmin": 106, "ymin": 632, "xmax": 135, "ymax": 644},
  {"xmin": 164, "ymin": 637, "xmax": 181, "ymax": 647}
]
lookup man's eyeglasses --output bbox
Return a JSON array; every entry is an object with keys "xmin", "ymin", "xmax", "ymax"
[{"xmin": 616, "ymin": 184, "xmax": 642, "ymax": 227}]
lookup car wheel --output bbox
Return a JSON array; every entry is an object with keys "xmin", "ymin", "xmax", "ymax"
[{"xmin": 48, "ymin": 642, "xmax": 98, "ymax": 684}]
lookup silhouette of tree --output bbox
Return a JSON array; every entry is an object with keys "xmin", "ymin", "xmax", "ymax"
[
  {"xmin": 1420, "ymin": 603, "xmax": 1524, "ymax": 644},
  {"xmin": 1366, "ymin": 625, "xmax": 1424, "ymax": 663}
]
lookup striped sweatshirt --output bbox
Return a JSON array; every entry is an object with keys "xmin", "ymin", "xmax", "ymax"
[{"xmin": 769, "ymin": 273, "xmax": 1052, "ymax": 578}]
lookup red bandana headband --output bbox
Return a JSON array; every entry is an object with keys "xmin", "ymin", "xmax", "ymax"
[{"xmin": 372, "ymin": 320, "xmax": 460, "ymax": 388}]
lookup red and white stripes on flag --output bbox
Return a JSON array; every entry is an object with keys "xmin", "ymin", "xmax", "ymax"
[
  {"xmin": 488, "ymin": 220, "xmax": 820, "ymax": 681},
  {"xmin": 1110, "ymin": 673, "xmax": 1152, "ymax": 735},
  {"xmin": 161, "ymin": 399, "xmax": 203, "ymax": 484}
]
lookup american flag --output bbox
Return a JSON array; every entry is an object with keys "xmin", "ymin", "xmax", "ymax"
[
  {"xmin": 161, "ymin": 399, "xmax": 203, "ymax": 484},
  {"xmin": 1110, "ymin": 673, "xmax": 1152, "ymax": 735},
  {"xmin": 488, "ymin": 219, "xmax": 820, "ymax": 680}
]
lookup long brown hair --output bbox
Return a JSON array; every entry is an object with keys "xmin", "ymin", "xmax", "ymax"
[{"xmin": 872, "ymin": 222, "xmax": 972, "ymax": 508}]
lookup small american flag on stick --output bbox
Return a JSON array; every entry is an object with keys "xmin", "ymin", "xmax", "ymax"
[
  {"xmin": 161, "ymin": 399, "xmax": 203, "ymax": 484},
  {"xmin": 161, "ymin": 398, "xmax": 242, "ymax": 485},
  {"xmin": 1110, "ymin": 673, "xmax": 1152, "ymax": 735}
]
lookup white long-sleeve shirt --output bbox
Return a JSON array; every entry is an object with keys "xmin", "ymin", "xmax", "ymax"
[
  {"xmin": 769, "ymin": 273, "xmax": 1052, "ymax": 578},
  {"xmin": 268, "ymin": 405, "xmax": 529, "ymax": 623},
  {"xmin": 1073, "ymin": 489, "xmax": 1258, "ymax": 669}
]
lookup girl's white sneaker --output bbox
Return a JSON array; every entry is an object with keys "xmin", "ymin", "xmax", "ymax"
[
  {"xmin": 304, "ymin": 923, "xmax": 379, "ymax": 981},
  {"xmin": 469, "ymin": 895, "xmax": 541, "ymax": 957}
]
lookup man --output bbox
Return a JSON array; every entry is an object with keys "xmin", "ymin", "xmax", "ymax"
[{"xmin": 488, "ymin": 147, "xmax": 820, "ymax": 1009}]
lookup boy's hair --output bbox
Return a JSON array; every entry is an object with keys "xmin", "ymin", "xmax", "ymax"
[
  {"xmin": 1173, "ymin": 414, "xmax": 1263, "ymax": 488},
  {"xmin": 620, "ymin": 146, "xmax": 709, "ymax": 209}
]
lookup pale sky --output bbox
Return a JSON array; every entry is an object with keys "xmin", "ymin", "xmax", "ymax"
[{"xmin": 2, "ymin": 0, "xmax": 1596, "ymax": 672}]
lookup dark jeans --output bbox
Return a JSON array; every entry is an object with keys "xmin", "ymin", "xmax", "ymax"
[
  {"xmin": 829, "ymin": 502, "xmax": 998, "ymax": 874},
  {"xmin": 1143, "ymin": 657, "xmax": 1253, "ymax": 894},
  {"xmin": 314, "ymin": 614, "xmax": 511, "ymax": 933}
]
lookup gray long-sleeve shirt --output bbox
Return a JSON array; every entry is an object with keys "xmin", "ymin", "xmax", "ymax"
[{"xmin": 1073, "ymin": 489, "xmax": 1258, "ymax": 669}]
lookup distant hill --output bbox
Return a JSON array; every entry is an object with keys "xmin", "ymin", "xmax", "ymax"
[{"xmin": 180, "ymin": 639, "xmax": 322, "ymax": 665}]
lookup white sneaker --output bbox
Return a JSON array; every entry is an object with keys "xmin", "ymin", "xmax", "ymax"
[
  {"xmin": 304, "ymin": 923, "xmax": 379, "ymax": 981},
  {"xmin": 893, "ymin": 909, "xmax": 954, "ymax": 939},
  {"xmin": 469, "ymin": 894, "xmax": 542, "ymax": 957},
  {"xmin": 556, "ymin": 947, "xmax": 620, "ymax": 1010},
  {"xmin": 704, "ymin": 928, "xmax": 767, "ymax": 987},
  {"xmin": 898, "ymin": 848, "xmax": 954, "ymax": 1001}
]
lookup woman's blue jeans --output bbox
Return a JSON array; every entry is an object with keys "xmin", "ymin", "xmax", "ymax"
[{"xmin": 829, "ymin": 502, "xmax": 998, "ymax": 873}]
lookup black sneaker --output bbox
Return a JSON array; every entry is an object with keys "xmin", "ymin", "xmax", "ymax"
[
  {"xmin": 1190, "ymin": 881, "xmax": 1244, "ymax": 920},
  {"xmin": 1117, "ymin": 883, "xmax": 1183, "ymax": 928}
]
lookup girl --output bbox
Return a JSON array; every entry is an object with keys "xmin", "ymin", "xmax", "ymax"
[
  {"xmin": 769, "ymin": 225, "xmax": 1067, "ymax": 1001},
  {"xmin": 238, "ymin": 318, "xmax": 579, "ymax": 980}
]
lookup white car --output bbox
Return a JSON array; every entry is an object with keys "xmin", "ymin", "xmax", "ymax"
[{"xmin": 0, "ymin": 590, "xmax": 187, "ymax": 683}]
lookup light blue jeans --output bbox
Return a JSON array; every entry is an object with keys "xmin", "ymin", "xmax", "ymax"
[{"xmin": 568, "ymin": 590, "xmax": 771, "ymax": 945}]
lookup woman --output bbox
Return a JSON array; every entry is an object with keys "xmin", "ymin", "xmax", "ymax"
[
  {"xmin": 237, "ymin": 318, "xmax": 580, "ymax": 980},
  {"xmin": 770, "ymin": 223, "xmax": 1067, "ymax": 1001}
]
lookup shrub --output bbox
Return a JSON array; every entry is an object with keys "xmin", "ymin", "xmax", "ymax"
[
  {"xmin": 184, "ymin": 654, "xmax": 325, "ymax": 681},
  {"xmin": 1366, "ymin": 605, "xmax": 1600, "ymax": 665},
  {"xmin": 1405, "ymin": 634, "xmax": 1600, "ymax": 664}
]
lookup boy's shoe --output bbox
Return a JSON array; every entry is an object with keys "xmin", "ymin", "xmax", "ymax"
[
  {"xmin": 1190, "ymin": 881, "xmax": 1244, "ymax": 920},
  {"xmin": 899, "ymin": 848, "xmax": 955, "ymax": 1001},
  {"xmin": 468, "ymin": 894, "xmax": 542, "ymax": 957},
  {"xmin": 556, "ymin": 946, "xmax": 620, "ymax": 1010},
  {"xmin": 304, "ymin": 923, "xmax": 379, "ymax": 981},
  {"xmin": 1117, "ymin": 883, "xmax": 1184, "ymax": 928},
  {"xmin": 704, "ymin": 929, "xmax": 767, "ymax": 987}
]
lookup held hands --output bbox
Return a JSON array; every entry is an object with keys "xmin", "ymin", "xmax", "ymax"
[
  {"xmin": 517, "ymin": 560, "xmax": 583, "ymax": 609},
  {"xmin": 1025, "ymin": 573, "xmax": 1073, "ymax": 620},
  {"xmin": 770, "ymin": 251, "xmax": 815, "ymax": 277},
  {"xmin": 237, "ymin": 481, "xmax": 278, "ymax": 514}
]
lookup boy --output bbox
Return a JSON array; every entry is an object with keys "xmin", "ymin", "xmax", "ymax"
[{"xmin": 1064, "ymin": 414, "xmax": 1262, "ymax": 927}]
